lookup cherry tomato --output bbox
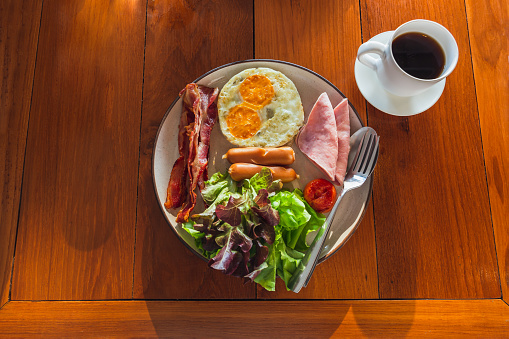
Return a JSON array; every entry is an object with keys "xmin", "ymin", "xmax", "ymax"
[{"xmin": 303, "ymin": 178, "xmax": 337, "ymax": 213}]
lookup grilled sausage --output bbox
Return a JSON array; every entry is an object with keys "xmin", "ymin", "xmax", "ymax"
[
  {"xmin": 223, "ymin": 147, "xmax": 295, "ymax": 165},
  {"xmin": 228, "ymin": 163, "xmax": 298, "ymax": 183}
]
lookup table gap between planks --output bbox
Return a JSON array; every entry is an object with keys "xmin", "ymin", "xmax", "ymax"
[{"xmin": 1, "ymin": 0, "xmax": 507, "ymax": 334}]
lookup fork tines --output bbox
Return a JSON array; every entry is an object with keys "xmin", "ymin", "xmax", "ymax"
[{"xmin": 352, "ymin": 129, "xmax": 379, "ymax": 176}]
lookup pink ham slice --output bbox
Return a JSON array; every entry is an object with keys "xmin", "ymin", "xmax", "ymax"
[
  {"xmin": 297, "ymin": 93, "xmax": 338, "ymax": 181},
  {"xmin": 333, "ymin": 98, "xmax": 350, "ymax": 186}
]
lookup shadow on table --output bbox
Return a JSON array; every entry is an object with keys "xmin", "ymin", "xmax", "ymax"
[
  {"xmin": 144, "ymin": 300, "xmax": 351, "ymax": 338},
  {"xmin": 351, "ymin": 300, "xmax": 416, "ymax": 337},
  {"xmin": 143, "ymin": 299, "xmax": 416, "ymax": 337},
  {"xmin": 60, "ymin": 204, "xmax": 114, "ymax": 251}
]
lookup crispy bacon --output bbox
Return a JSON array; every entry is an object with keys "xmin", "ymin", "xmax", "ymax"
[
  {"xmin": 164, "ymin": 156, "xmax": 187, "ymax": 209},
  {"xmin": 195, "ymin": 99, "xmax": 218, "ymax": 190},
  {"xmin": 164, "ymin": 86, "xmax": 197, "ymax": 210},
  {"xmin": 165, "ymin": 83, "xmax": 218, "ymax": 223}
]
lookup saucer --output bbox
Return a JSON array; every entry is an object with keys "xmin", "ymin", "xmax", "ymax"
[{"xmin": 354, "ymin": 31, "xmax": 446, "ymax": 116}]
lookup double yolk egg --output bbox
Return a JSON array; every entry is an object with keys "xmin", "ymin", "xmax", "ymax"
[{"xmin": 218, "ymin": 68, "xmax": 304, "ymax": 147}]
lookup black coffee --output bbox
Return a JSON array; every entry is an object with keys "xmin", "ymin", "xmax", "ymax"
[{"xmin": 392, "ymin": 32, "xmax": 446, "ymax": 79}]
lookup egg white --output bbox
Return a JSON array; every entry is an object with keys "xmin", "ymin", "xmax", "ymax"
[{"xmin": 218, "ymin": 68, "xmax": 304, "ymax": 147}]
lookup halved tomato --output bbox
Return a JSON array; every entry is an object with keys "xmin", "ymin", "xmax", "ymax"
[{"xmin": 303, "ymin": 178, "xmax": 336, "ymax": 213}]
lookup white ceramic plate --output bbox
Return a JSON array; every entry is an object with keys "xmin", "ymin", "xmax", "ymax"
[{"xmin": 153, "ymin": 59, "xmax": 373, "ymax": 263}]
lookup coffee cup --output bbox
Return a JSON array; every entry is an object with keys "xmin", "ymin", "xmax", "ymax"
[{"xmin": 357, "ymin": 19, "xmax": 458, "ymax": 97}]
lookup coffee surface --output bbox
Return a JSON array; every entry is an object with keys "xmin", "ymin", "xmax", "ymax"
[{"xmin": 392, "ymin": 32, "xmax": 445, "ymax": 79}]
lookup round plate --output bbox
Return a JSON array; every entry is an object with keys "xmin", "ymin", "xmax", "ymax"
[
  {"xmin": 355, "ymin": 31, "xmax": 446, "ymax": 116},
  {"xmin": 153, "ymin": 59, "xmax": 373, "ymax": 264}
]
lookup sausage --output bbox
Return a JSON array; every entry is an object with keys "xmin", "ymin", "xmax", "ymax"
[
  {"xmin": 228, "ymin": 163, "xmax": 299, "ymax": 183},
  {"xmin": 223, "ymin": 147, "xmax": 295, "ymax": 165}
]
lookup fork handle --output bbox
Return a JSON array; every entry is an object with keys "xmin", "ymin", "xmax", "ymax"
[
  {"xmin": 302, "ymin": 189, "xmax": 347, "ymax": 288},
  {"xmin": 287, "ymin": 188, "xmax": 347, "ymax": 292}
]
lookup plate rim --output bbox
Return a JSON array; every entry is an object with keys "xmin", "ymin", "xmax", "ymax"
[{"xmin": 152, "ymin": 58, "xmax": 372, "ymax": 265}]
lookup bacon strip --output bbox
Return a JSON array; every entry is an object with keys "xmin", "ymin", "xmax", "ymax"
[
  {"xmin": 165, "ymin": 83, "xmax": 218, "ymax": 223},
  {"xmin": 196, "ymin": 101, "xmax": 217, "ymax": 190},
  {"xmin": 190, "ymin": 86, "xmax": 218, "ymax": 190},
  {"xmin": 164, "ymin": 85, "xmax": 198, "ymax": 210}
]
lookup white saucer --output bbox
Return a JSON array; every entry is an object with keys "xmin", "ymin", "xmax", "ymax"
[{"xmin": 354, "ymin": 31, "xmax": 446, "ymax": 116}]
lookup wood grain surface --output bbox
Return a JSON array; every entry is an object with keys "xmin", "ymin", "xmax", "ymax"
[
  {"xmin": 254, "ymin": 0, "xmax": 378, "ymax": 299},
  {"xmin": 133, "ymin": 0, "xmax": 256, "ymax": 299},
  {"xmin": 0, "ymin": 300, "xmax": 508, "ymax": 337},
  {"xmin": 360, "ymin": 0, "xmax": 501, "ymax": 298},
  {"xmin": 11, "ymin": 0, "xmax": 146, "ymax": 300},
  {"xmin": 465, "ymin": 0, "xmax": 509, "ymax": 303},
  {"xmin": 0, "ymin": 0, "xmax": 42, "ymax": 307},
  {"xmin": 2, "ymin": 0, "xmax": 507, "ymax": 334}
]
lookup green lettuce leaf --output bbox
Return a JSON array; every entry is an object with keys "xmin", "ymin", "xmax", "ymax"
[
  {"xmin": 253, "ymin": 188, "xmax": 326, "ymax": 291},
  {"xmin": 253, "ymin": 244, "xmax": 277, "ymax": 291},
  {"xmin": 270, "ymin": 190, "xmax": 311, "ymax": 231},
  {"xmin": 275, "ymin": 236, "xmax": 306, "ymax": 287},
  {"xmin": 247, "ymin": 167, "xmax": 273, "ymax": 192},
  {"xmin": 291, "ymin": 190, "xmax": 326, "ymax": 252},
  {"xmin": 252, "ymin": 228, "xmax": 306, "ymax": 291},
  {"xmin": 201, "ymin": 171, "xmax": 229, "ymax": 204},
  {"xmin": 242, "ymin": 167, "xmax": 283, "ymax": 201}
]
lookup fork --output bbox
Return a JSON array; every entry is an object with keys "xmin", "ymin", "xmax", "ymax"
[{"xmin": 287, "ymin": 127, "xmax": 380, "ymax": 293}]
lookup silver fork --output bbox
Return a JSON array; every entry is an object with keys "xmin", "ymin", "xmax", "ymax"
[{"xmin": 287, "ymin": 127, "xmax": 380, "ymax": 293}]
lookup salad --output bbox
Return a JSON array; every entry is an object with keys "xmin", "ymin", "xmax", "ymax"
[{"xmin": 183, "ymin": 167, "xmax": 325, "ymax": 291}]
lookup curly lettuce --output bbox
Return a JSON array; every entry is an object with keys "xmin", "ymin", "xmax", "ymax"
[{"xmin": 187, "ymin": 168, "xmax": 325, "ymax": 291}]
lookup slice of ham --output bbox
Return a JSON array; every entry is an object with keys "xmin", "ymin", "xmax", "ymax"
[
  {"xmin": 297, "ymin": 93, "xmax": 351, "ymax": 185},
  {"xmin": 165, "ymin": 83, "xmax": 218, "ymax": 223},
  {"xmin": 296, "ymin": 93, "xmax": 338, "ymax": 181},
  {"xmin": 333, "ymin": 98, "xmax": 350, "ymax": 186}
]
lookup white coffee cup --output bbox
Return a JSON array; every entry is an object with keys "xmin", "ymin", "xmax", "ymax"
[{"xmin": 357, "ymin": 19, "xmax": 458, "ymax": 97}]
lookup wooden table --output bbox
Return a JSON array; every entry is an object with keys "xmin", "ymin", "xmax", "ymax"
[{"xmin": 1, "ymin": 0, "xmax": 508, "ymax": 337}]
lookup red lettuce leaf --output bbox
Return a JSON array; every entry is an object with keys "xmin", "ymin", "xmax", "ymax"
[
  {"xmin": 215, "ymin": 223, "xmax": 234, "ymax": 248},
  {"xmin": 253, "ymin": 223, "xmax": 276, "ymax": 245},
  {"xmin": 244, "ymin": 240, "xmax": 270, "ymax": 281},
  {"xmin": 232, "ymin": 251, "xmax": 251, "ymax": 277},
  {"xmin": 203, "ymin": 234, "xmax": 220, "ymax": 252},
  {"xmin": 216, "ymin": 195, "xmax": 246, "ymax": 226},
  {"xmin": 253, "ymin": 240, "xmax": 269, "ymax": 267},
  {"xmin": 208, "ymin": 227, "xmax": 253, "ymax": 275},
  {"xmin": 192, "ymin": 220, "xmax": 222, "ymax": 252},
  {"xmin": 209, "ymin": 250, "xmax": 243, "ymax": 275},
  {"xmin": 251, "ymin": 189, "xmax": 279, "ymax": 227},
  {"xmin": 254, "ymin": 189, "xmax": 271, "ymax": 207}
]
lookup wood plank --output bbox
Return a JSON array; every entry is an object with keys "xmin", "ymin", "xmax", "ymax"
[
  {"xmin": 360, "ymin": 1, "xmax": 500, "ymax": 298},
  {"xmin": 133, "ymin": 0, "xmax": 256, "ymax": 298},
  {"xmin": 0, "ymin": 0, "xmax": 42, "ymax": 307},
  {"xmin": 11, "ymin": 0, "xmax": 146, "ymax": 300},
  {"xmin": 0, "ymin": 300, "xmax": 507, "ymax": 337},
  {"xmin": 465, "ymin": 0, "xmax": 509, "ymax": 303},
  {"xmin": 254, "ymin": 0, "xmax": 378, "ymax": 298}
]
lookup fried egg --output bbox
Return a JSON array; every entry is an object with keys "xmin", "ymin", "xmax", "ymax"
[{"xmin": 218, "ymin": 68, "xmax": 304, "ymax": 147}]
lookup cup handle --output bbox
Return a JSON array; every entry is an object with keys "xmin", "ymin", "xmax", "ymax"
[{"xmin": 357, "ymin": 41, "xmax": 386, "ymax": 71}]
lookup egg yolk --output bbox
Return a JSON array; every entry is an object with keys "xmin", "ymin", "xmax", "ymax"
[
  {"xmin": 239, "ymin": 75, "xmax": 274, "ymax": 106},
  {"xmin": 226, "ymin": 104, "xmax": 261, "ymax": 139}
]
